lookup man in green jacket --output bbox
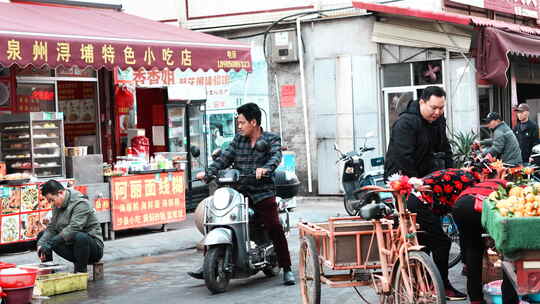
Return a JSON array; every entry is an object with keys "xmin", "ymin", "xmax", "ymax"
[
  {"xmin": 481, "ymin": 112, "xmax": 522, "ymax": 165},
  {"xmin": 37, "ymin": 180, "xmax": 104, "ymax": 273}
]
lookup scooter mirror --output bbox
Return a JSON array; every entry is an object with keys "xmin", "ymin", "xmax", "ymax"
[
  {"xmin": 211, "ymin": 148, "xmax": 222, "ymax": 161},
  {"xmin": 255, "ymin": 139, "xmax": 270, "ymax": 153},
  {"xmin": 190, "ymin": 145, "xmax": 201, "ymax": 158}
]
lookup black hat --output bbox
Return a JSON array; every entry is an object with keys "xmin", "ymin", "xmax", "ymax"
[
  {"xmin": 514, "ymin": 103, "xmax": 530, "ymax": 112},
  {"xmin": 484, "ymin": 112, "xmax": 501, "ymax": 123}
]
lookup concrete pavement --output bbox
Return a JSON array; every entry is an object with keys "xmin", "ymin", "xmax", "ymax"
[{"xmin": 0, "ymin": 196, "xmax": 343, "ymax": 267}]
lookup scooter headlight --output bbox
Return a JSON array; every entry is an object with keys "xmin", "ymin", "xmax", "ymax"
[{"xmin": 213, "ymin": 188, "xmax": 232, "ymax": 210}]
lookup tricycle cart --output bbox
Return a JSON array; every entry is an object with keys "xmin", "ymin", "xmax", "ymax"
[{"xmin": 298, "ymin": 185, "xmax": 446, "ymax": 304}]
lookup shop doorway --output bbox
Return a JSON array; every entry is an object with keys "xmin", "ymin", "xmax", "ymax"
[{"xmin": 135, "ymin": 88, "xmax": 166, "ymax": 155}]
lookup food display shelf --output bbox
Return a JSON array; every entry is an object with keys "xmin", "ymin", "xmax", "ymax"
[
  {"xmin": 1, "ymin": 138, "xmax": 31, "ymax": 142},
  {"xmin": 0, "ymin": 112, "xmax": 65, "ymax": 178}
]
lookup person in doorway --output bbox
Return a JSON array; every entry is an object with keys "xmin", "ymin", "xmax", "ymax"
[
  {"xmin": 513, "ymin": 103, "xmax": 538, "ymax": 165},
  {"xmin": 480, "ymin": 112, "xmax": 522, "ymax": 165},
  {"xmin": 384, "ymin": 86, "xmax": 453, "ymax": 179},
  {"xmin": 406, "ymin": 168, "xmax": 479, "ymax": 301},
  {"xmin": 187, "ymin": 103, "xmax": 295, "ymax": 286},
  {"xmin": 37, "ymin": 180, "xmax": 104, "ymax": 273}
]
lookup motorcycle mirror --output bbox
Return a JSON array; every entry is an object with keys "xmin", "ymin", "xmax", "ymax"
[
  {"xmin": 190, "ymin": 145, "xmax": 201, "ymax": 158},
  {"xmin": 211, "ymin": 148, "xmax": 222, "ymax": 161},
  {"xmin": 255, "ymin": 139, "xmax": 270, "ymax": 153},
  {"xmin": 333, "ymin": 143, "xmax": 343, "ymax": 155}
]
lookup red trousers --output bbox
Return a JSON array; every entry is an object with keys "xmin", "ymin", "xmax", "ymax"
[{"xmin": 252, "ymin": 196, "xmax": 292, "ymax": 268}]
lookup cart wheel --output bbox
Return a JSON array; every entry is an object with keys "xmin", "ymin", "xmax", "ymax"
[
  {"xmin": 392, "ymin": 251, "xmax": 445, "ymax": 304},
  {"xmin": 299, "ymin": 235, "xmax": 321, "ymax": 304}
]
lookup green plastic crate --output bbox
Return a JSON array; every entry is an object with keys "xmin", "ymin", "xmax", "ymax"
[{"xmin": 482, "ymin": 199, "xmax": 540, "ymax": 257}]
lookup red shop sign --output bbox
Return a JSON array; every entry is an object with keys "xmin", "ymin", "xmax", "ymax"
[{"xmin": 110, "ymin": 172, "xmax": 186, "ymax": 231}]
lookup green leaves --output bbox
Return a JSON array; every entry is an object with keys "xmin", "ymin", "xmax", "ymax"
[{"xmin": 449, "ymin": 130, "xmax": 478, "ymax": 168}]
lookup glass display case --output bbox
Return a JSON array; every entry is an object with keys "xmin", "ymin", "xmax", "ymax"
[
  {"xmin": 166, "ymin": 106, "xmax": 185, "ymax": 152},
  {"xmin": 0, "ymin": 112, "xmax": 65, "ymax": 178},
  {"xmin": 187, "ymin": 104, "xmax": 207, "ymax": 178},
  {"xmin": 165, "ymin": 100, "xmax": 208, "ymax": 210}
]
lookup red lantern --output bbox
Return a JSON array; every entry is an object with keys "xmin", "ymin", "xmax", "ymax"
[{"xmin": 115, "ymin": 86, "xmax": 134, "ymax": 115}]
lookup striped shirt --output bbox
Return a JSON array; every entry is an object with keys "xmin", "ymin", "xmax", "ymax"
[{"xmin": 208, "ymin": 130, "xmax": 282, "ymax": 203}]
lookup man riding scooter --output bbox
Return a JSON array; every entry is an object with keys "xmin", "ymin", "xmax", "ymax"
[{"xmin": 187, "ymin": 102, "xmax": 295, "ymax": 286}]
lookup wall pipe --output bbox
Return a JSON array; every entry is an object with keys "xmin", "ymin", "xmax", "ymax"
[{"xmin": 296, "ymin": 17, "xmax": 313, "ymax": 193}]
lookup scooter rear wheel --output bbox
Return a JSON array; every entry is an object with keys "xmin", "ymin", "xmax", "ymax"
[
  {"xmin": 345, "ymin": 190, "xmax": 381, "ymax": 216},
  {"xmin": 204, "ymin": 246, "xmax": 231, "ymax": 294}
]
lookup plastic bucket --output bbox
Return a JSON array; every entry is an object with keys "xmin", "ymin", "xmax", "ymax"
[
  {"xmin": 3, "ymin": 286, "xmax": 34, "ymax": 304},
  {"xmin": 0, "ymin": 268, "xmax": 38, "ymax": 289}
]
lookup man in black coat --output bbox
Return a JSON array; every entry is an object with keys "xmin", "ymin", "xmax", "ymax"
[
  {"xmin": 513, "ymin": 103, "xmax": 539, "ymax": 165},
  {"xmin": 384, "ymin": 86, "xmax": 466, "ymax": 301},
  {"xmin": 384, "ymin": 86, "xmax": 453, "ymax": 180}
]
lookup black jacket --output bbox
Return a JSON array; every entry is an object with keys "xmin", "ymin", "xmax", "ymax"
[
  {"xmin": 384, "ymin": 100, "xmax": 453, "ymax": 179},
  {"xmin": 514, "ymin": 119, "xmax": 539, "ymax": 162}
]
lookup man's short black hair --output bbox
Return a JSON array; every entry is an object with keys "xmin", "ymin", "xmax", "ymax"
[
  {"xmin": 41, "ymin": 179, "xmax": 65, "ymax": 196},
  {"xmin": 421, "ymin": 86, "xmax": 446, "ymax": 102},
  {"xmin": 237, "ymin": 103, "xmax": 261, "ymax": 126}
]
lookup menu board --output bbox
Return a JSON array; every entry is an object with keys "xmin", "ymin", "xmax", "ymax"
[{"xmin": 0, "ymin": 180, "xmax": 70, "ymax": 245}]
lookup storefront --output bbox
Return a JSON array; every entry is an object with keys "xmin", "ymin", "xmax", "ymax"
[
  {"xmin": 475, "ymin": 26, "xmax": 540, "ymax": 125},
  {"xmin": 0, "ymin": 2, "xmax": 251, "ymax": 244},
  {"xmin": 353, "ymin": 1, "xmax": 540, "ymax": 138}
]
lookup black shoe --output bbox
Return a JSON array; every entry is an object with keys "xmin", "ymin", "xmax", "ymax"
[
  {"xmin": 283, "ymin": 270, "xmax": 295, "ymax": 286},
  {"xmin": 187, "ymin": 267, "xmax": 204, "ymax": 280},
  {"xmin": 445, "ymin": 285, "xmax": 467, "ymax": 301}
]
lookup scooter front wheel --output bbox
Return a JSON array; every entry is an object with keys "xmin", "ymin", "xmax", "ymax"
[
  {"xmin": 344, "ymin": 196, "xmax": 357, "ymax": 216},
  {"xmin": 204, "ymin": 246, "xmax": 232, "ymax": 294}
]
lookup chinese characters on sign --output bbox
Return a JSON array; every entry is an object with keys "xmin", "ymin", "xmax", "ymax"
[
  {"xmin": 110, "ymin": 172, "xmax": 186, "ymax": 230},
  {"xmin": 116, "ymin": 67, "xmax": 231, "ymax": 94},
  {"xmin": 0, "ymin": 37, "xmax": 251, "ymax": 72}
]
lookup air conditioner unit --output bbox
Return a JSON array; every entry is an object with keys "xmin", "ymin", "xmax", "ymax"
[{"xmin": 270, "ymin": 30, "xmax": 299, "ymax": 63}]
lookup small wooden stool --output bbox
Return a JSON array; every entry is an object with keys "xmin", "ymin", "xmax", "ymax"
[{"xmin": 92, "ymin": 261, "xmax": 104, "ymax": 281}]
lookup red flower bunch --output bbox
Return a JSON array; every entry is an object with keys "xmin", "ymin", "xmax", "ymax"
[{"xmin": 389, "ymin": 175, "xmax": 413, "ymax": 195}]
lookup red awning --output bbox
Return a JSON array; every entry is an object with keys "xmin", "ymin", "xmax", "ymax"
[
  {"xmin": 353, "ymin": 1, "xmax": 540, "ymax": 87},
  {"xmin": 0, "ymin": 2, "xmax": 252, "ymax": 72},
  {"xmin": 352, "ymin": 1, "xmax": 471, "ymax": 25},
  {"xmin": 470, "ymin": 17, "xmax": 540, "ymax": 36},
  {"xmin": 476, "ymin": 27, "xmax": 540, "ymax": 87}
]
